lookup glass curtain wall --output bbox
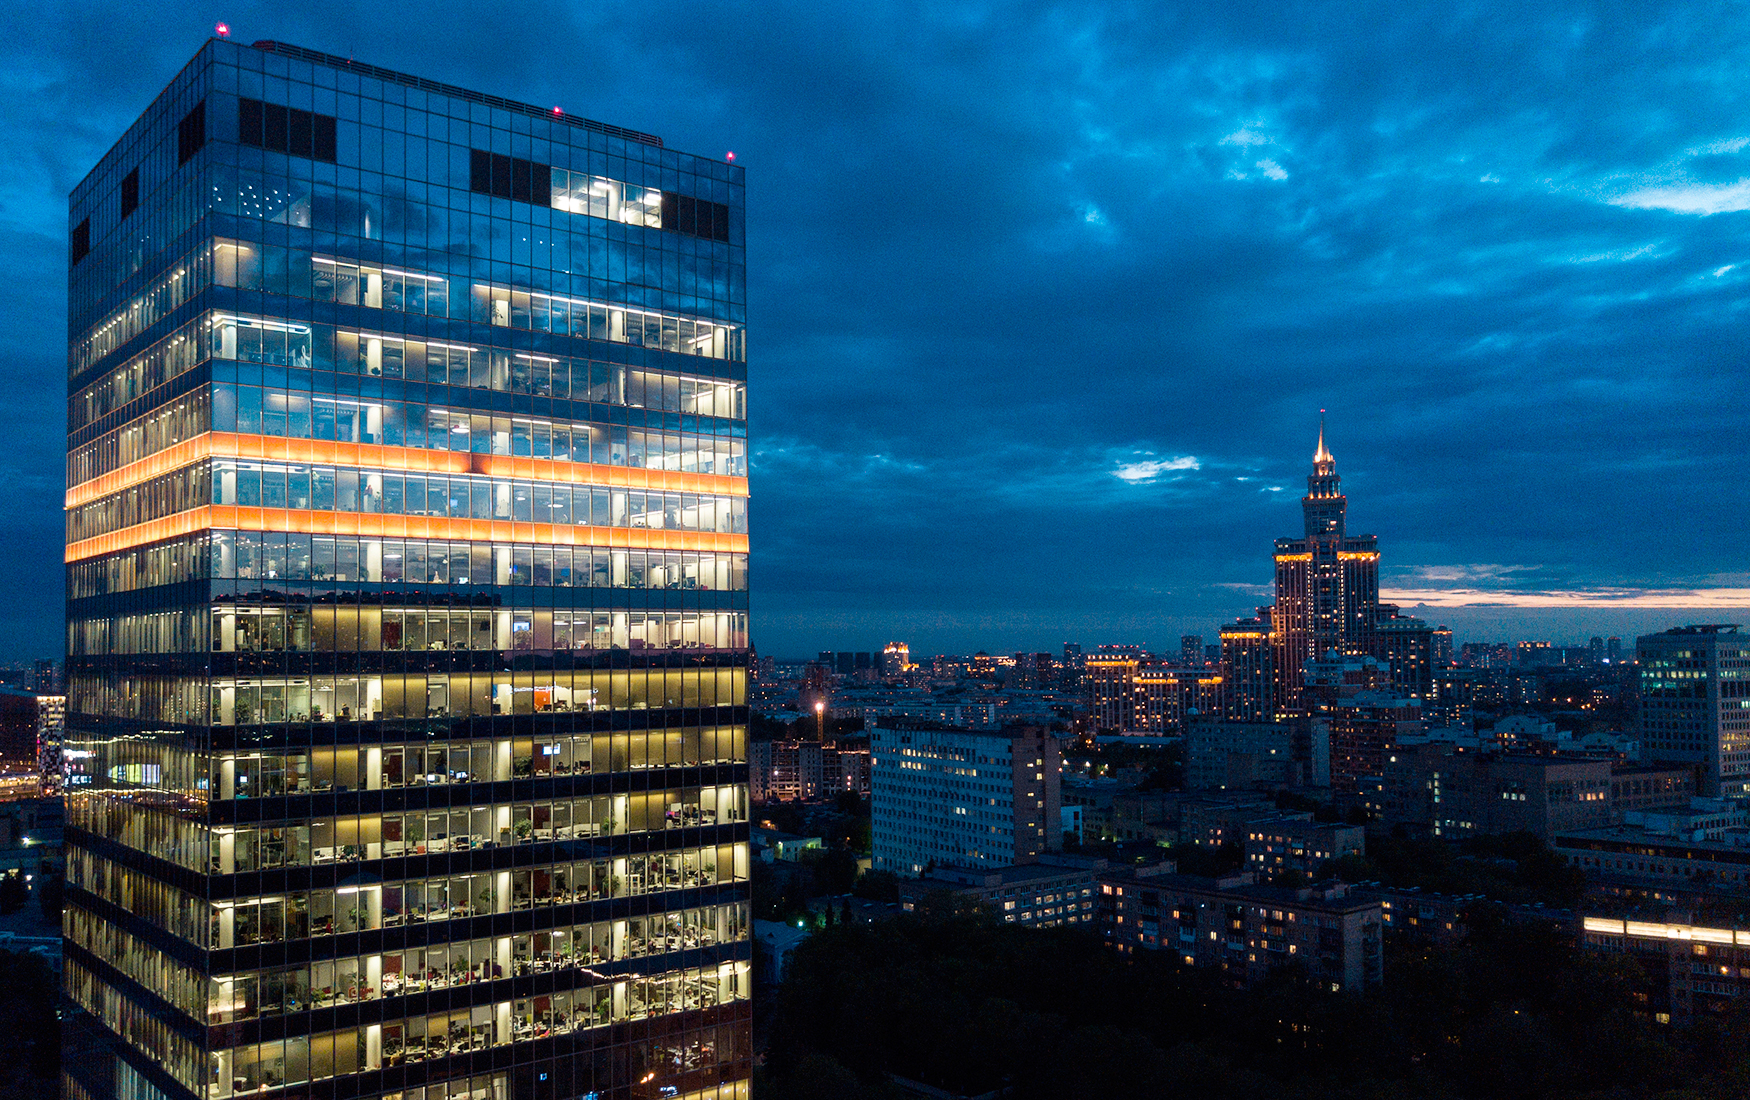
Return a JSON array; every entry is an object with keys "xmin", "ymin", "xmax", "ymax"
[{"xmin": 64, "ymin": 38, "xmax": 750, "ymax": 1100}]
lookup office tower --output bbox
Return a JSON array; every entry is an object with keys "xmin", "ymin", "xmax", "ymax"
[
  {"xmin": 64, "ymin": 38, "xmax": 749, "ymax": 1100},
  {"xmin": 1219, "ymin": 609, "xmax": 1277, "ymax": 722},
  {"xmin": 34, "ymin": 659, "xmax": 62, "ymax": 695},
  {"xmin": 1608, "ymin": 636, "xmax": 1623, "ymax": 663},
  {"xmin": 1180, "ymin": 635, "xmax": 1203, "ymax": 668},
  {"xmin": 1637, "ymin": 625, "xmax": 1750, "ymax": 798},
  {"xmin": 869, "ymin": 723, "xmax": 1061, "ymax": 875},
  {"xmin": 1590, "ymin": 636, "xmax": 1605, "ymax": 664},
  {"xmin": 1271, "ymin": 419, "xmax": 1380, "ymax": 709}
]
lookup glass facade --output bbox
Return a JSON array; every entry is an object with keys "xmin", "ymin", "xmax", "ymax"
[{"xmin": 64, "ymin": 38, "xmax": 750, "ymax": 1100}]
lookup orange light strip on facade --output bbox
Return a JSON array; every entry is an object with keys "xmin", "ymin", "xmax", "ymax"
[
  {"xmin": 66, "ymin": 433, "xmax": 748, "ymax": 509},
  {"xmin": 66, "ymin": 505, "xmax": 750, "ymax": 563}
]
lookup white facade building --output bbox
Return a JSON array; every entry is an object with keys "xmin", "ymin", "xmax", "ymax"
[{"xmin": 870, "ymin": 724, "xmax": 1061, "ymax": 875}]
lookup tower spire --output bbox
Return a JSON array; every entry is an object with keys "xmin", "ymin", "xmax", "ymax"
[{"xmin": 1314, "ymin": 409, "xmax": 1332, "ymax": 464}]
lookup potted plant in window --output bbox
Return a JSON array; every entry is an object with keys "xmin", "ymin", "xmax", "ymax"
[{"xmin": 514, "ymin": 819, "xmax": 533, "ymax": 842}]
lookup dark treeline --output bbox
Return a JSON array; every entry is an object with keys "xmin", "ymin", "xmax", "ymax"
[
  {"xmin": 0, "ymin": 949, "xmax": 58, "ymax": 1100},
  {"xmin": 758, "ymin": 911, "xmax": 1750, "ymax": 1100}
]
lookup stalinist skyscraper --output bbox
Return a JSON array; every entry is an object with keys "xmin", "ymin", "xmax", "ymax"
[{"xmin": 1269, "ymin": 416, "xmax": 1381, "ymax": 706}]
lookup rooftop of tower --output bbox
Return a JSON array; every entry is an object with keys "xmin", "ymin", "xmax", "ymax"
[
  {"xmin": 1314, "ymin": 410, "xmax": 1333, "ymax": 464},
  {"xmin": 250, "ymin": 40, "xmax": 665, "ymax": 148}
]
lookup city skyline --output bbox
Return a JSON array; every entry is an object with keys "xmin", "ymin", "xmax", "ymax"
[{"xmin": 6, "ymin": 3, "xmax": 1750, "ymax": 663}]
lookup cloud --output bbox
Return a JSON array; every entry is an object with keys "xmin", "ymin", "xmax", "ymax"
[
  {"xmin": 1382, "ymin": 587, "xmax": 1750, "ymax": 609},
  {"xmin": 1112, "ymin": 455, "xmax": 1201, "ymax": 483},
  {"xmin": 5, "ymin": 0, "xmax": 1750, "ymax": 658},
  {"xmin": 1609, "ymin": 181, "xmax": 1750, "ymax": 215}
]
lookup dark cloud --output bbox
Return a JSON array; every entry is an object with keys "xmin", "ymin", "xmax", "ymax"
[{"xmin": 3, "ymin": 1, "xmax": 1747, "ymax": 660}]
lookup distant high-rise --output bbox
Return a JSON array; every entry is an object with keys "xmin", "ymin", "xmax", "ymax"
[
  {"xmin": 65, "ymin": 39, "xmax": 749, "ymax": 1100},
  {"xmin": 1608, "ymin": 636, "xmax": 1624, "ymax": 663},
  {"xmin": 1219, "ymin": 609, "xmax": 1277, "ymax": 722},
  {"xmin": 1271, "ymin": 418, "xmax": 1380, "ymax": 707},
  {"xmin": 1431, "ymin": 625, "xmax": 1454, "ymax": 667},
  {"xmin": 1637, "ymin": 625, "xmax": 1750, "ymax": 798},
  {"xmin": 1085, "ymin": 654, "xmax": 1138, "ymax": 731},
  {"xmin": 1180, "ymin": 634, "xmax": 1203, "ymax": 667},
  {"xmin": 1371, "ymin": 607, "xmax": 1434, "ymax": 700},
  {"xmin": 880, "ymin": 641, "xmax": 910, "ymax": 677}
]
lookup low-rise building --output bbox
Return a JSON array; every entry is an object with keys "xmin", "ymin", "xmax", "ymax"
[
  {"xmin": 897, "ymin": 857, "xmax": 1104, "ymax": 928},
  {"xmin": 1099, "ymin": 867, "xmax": 1384, "ymax": 991},
  {"xmin": 1611, "ymin": 765, "xmax": 1696, "ymax": 814},
  {"xmin": 753, "ymin": 920, "xmax": 813, "ymax": 984},
  {"xmin": 1185, "ymin": 717, "xmax": 1325, "ymax": 790},
  {"xmin": 751, "ymin": 739, "xmax": 874, "ymax": 802},
  {"xmin": 1350, "ymin": 886, "xmax": 1473, "ymax": 947},
  {"xmin": 753, "ymin": 828, "xmax": 824, "ymax": 863},
  {"xmin": 1178, "ymin": 796, "xmax": 1289, "ymax": 849},
  {"xmin": 1579, "ymin": 914, "xmax": 1750, "ymax": 1020},
  {"xmin": 1556, "ymin": 825, "xmax": 1750, "ymax": 890},
  {"xmin": 1242, "ymin": 818, "xmax": 1364, "ymax": 882},
  {"xmin": 1377, "ymin": 744, "xmax": 1615, "ymax": 840}
]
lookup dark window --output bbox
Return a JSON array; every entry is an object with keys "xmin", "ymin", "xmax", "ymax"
[
  {"xmin": 313, "ymin": 115, "xmax": 337, "ymax": 162},
  {"xmin": 657, "ymin": 192, "xmax": 729, "ymax": 242},
  {"xmin": 177, "ymin": 100, "xmax": 206, "ymax": 165},
  {"xmin": 288, "ymin": 109, "xmax": 313, "ymax": 158},
  {"xmin": 119, "ymin": 169, "xmax": 139, "ymax": 219},
  {"xmin": 238, "ymin": 97, "xmax": 264, "ymax": 147},
  {"xmin": 468, "ymin": 149, "xmax": 553, "ymax": 208},
  {"xmin": 263, "ymin": 103, "xmax": 288, "ymax": 152},
  {"xmin": 239, "ymin": 98, "xmax": 338, "ymax": 164},
  {"xmin": 70, "ymin": 219, "xmax": 90, "ymax": 267}
]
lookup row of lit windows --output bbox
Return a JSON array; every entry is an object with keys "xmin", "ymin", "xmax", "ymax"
[
  {"xmin": 208, "ymin": 962, "xmax": 746, "ymax": 1097},
  {"xmin": 70, "ymin": 529, "xmax": 747, "ymax": 599},
  {"xmin": 203, "ymin": 901, "xmax": 747, "ymax": 1025},
  {"xmin": 72, "ymin": 371, "xmax": 745, "ymax": 488},
  {"xmin": 75, "ymin": 224, "xmax": 743, "ymax": 381}
]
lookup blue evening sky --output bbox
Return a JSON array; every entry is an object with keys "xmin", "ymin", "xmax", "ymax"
[{"xmin": 3, "ymin": 2, "xmax": 1747, "ymax": 659}]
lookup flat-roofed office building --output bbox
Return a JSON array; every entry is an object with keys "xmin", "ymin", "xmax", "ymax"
[{"xmin": 64, "ymin": 38, "xmax": 750, "ymax": 1100}]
